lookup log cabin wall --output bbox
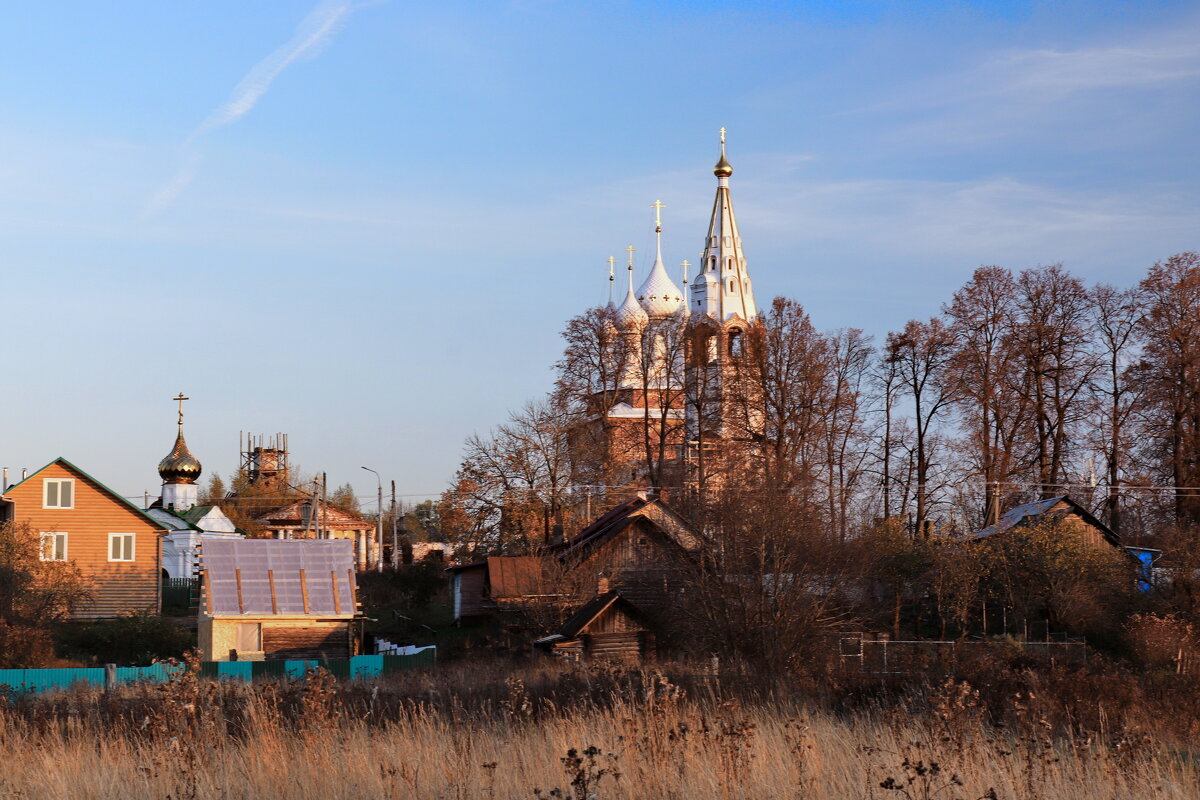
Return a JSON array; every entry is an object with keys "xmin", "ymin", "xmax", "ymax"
[
  {"xmin": 585, "ymin": 632, "xmax": 644, "ymax": 663},
  {"xmin": 5, "ymin": 460, "xmax": 164, "ymax": 618},
  {"xmin": 573, "ymin": 519, "xmax": 688, "ymax": 612}
]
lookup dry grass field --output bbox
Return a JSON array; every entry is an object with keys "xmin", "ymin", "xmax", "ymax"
[{"xmin": 0, "ymin": 661, "xmax": 1197, "ymax": 800}]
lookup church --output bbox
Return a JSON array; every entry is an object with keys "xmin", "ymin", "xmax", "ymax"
[
  {"xmin": 146, "ymin": 395, "xmax": 244, "ymax": 580},
  {"xmin": 582, "ymin": 130, "xmax": 762, "ymax": 492}
]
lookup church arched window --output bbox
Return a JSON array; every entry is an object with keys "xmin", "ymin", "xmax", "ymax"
[{"xmin": 728, "ymin": 328, "xmax": 743, "ymax": 357}]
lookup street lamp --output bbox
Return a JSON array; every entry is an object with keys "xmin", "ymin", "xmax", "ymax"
[{"xmin": 361, "ymin": 466, "xmax": 384, "ymax": 572}]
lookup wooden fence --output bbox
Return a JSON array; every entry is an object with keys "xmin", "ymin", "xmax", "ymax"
[{"xmin": 839, "ymin": 634, "xmax": 1087, "ymax": 675}]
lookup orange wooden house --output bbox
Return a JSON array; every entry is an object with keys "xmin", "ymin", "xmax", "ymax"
[{"xmin": 1, "ymin": 458, "xmax": 167, "ymax": 619}]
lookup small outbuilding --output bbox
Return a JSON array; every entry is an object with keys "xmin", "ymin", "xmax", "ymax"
[
  {"xmin": 534, "ymin": 590, "xmax": 654, "ymax": 664},
  {"xmin": 197, "ymin": 538, "xmax": 361, "ymax": 661}
]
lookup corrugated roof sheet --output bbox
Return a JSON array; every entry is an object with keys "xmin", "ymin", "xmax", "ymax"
[
  {"xmin": 972, "ymin": 494, "xmax": 1121, "ymax": 547},
  {"xmin": 487, "ymin": 556, "xmax": 550, "ymax": 599},
  {"xmin": 200, "ymin": 539, "xmax": 356, "ymax": 617}
]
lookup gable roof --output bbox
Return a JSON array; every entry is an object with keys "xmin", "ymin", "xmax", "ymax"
[
  {"xmin": 973, "ymin": 495, "xmax": 1121, "ymax": 547},
  {"xmin": 535, "ymin": 591, "xmax": 649, "ymax": 644},
  {"xmin": 255, "ymin": 499, "xmax": 372, "ymax": 530},
  {"xmin": 558, "ymin": 495, "xmax": 700, "ymax": 562},
  {"xmin": 149, "ymin": 504, "xmax": 245, "ymax": 535},
  {"xmin": 4, "ymin": 457, "xmax": 167, "ymax": 531}
]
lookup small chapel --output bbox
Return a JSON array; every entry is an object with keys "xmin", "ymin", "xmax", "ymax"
[{"xmin": 146, "ymin": 394, "xmax": 244, "ymax": 580}]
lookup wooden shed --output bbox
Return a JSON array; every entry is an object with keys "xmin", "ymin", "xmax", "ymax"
[
  {"xmin": 197, "ymin": 539, "xmax": 361, "ymax": 661},
  {"xmin": 534, "ymin": 591, "xmax": 654, "ymax": 664},
  {"xmin": 446, "ymin": 494, "xmax": 701, "ymax": 623}
]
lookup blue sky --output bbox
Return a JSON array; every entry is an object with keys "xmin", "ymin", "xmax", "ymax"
[{"xmin": 1, "ymin": 0, "xmax": 1197, "ymax": 508}]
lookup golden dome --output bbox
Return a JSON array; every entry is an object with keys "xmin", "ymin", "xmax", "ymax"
[
  {"xmin": 713, "ymin": 151, "xmax": 733, "ymax": 178},
  {"xmin": 158, "ymin": 430, "xmax": 202, "ymax": 485}
]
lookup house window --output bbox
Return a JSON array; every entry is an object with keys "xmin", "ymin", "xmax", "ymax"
[
  {"xmin": 40, "ymin": 532, "xmax": 67, "ymax": 561},
  {"xmin": 108, "ymin": 533, "xmax": 135, "ymax": 562},
  {"xmin": 43, "ymin": 479, "xmax": 74, "ymax": 509}
]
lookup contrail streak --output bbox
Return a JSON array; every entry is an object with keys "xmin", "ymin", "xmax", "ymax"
[{"xmin": 143, "ymin": 0, "xmax": 354, "ymax": 219}]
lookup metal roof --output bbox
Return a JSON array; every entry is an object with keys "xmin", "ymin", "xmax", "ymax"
[
  {"xmin": 972, "ymin": 495, "xmax": 1121, "ymax": 547},
  {"xmin": 200, "ymin": 539, "xmax": 356, "ymax": 617}
]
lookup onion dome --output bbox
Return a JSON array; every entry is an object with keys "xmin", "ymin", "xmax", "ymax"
[
  {"xmin": 602, "ymin": 300, "xmax": 620, "ymax": 340},
  {"xmin": 714, "ymin": 126, "xmax": 733, "ymax": 178},
  {"xmin": 636, "ymin": 200, "xmax": 684, "ymax": 317},
  {"xmin": 637, "ymin": 255, "xmax": 683, "ymax": 317},
  {"xmin": 616, "ymin": 279, "xmax": 648, "ymax": 331},
  {"xmin": 159, "ymin": 429, "xmax": 202, "ymax": 485},
  {"xmin": 713, "ymin": 152, "xmax": 733, "ymax": 178}
]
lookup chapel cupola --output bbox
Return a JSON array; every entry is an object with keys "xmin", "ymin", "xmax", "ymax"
[
  {"xmin": 636, "ymin": 200, "xmax": 684, "ymax": 318},
  {"xmin": 158, "ymin": 393, "xmax": 202, "ymax": 511},
  {"xmin": 616, "ymin": 246, "xmax": 649, "ymax": 332}
]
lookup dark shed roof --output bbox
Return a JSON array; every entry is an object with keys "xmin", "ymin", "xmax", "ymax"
[
  {"xmin": 972, "ymin": 495, "xmax": 1121, "ymax": 547},
  {"xmin": 535, "ymin": 591, "xmax": 648, "ymax": 645}
]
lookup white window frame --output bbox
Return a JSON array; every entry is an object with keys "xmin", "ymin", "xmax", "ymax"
[
  {"xmin": 108, "ymin": 533, "xmax": 136, "ymax": 562},
  {"xmin": 43, "ymin": 478, "xmax": 75, "ymax": 509},
  {"xmin": 39, "ymin": 531, "xmax": 68, "ymax": 562}
]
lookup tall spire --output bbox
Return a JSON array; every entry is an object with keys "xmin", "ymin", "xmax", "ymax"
[
  {"xmin": 690, "ymin": 128, "xmax": 756, "ymax": 322},
  {"xmin": 636, "ymin": 200, "xmax": 683, "ymax": 317}
]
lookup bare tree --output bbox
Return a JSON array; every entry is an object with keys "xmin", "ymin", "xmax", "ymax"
[
  {"xmin": 1135, "ymin": 252, "xmax": 1200, "ymax": 524},
  {"xmin": 943, "ymin": 266, "xmax": 1031, "ymax": 524},
  {"xmin": 1088, "ymin": 283, "xmax": 1143, "ymax": 535},
  {"xmin": 822, "ymin": 328, "xmax": 873, "ymax": 540},
  {"xmin": 444, "ymin": 398, "xmax": 578, "ymax": 552},
  {"xmin": 1013, "ymin": 265, "xmax": 1098, "ymax": 498},
  {"xmin": 885, "ymin": 318, "xmax": 956, "ymax": 533}
]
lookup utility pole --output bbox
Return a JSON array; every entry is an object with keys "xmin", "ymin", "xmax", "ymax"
[
  {"xmin": 361, "ymin": 466, "xmax": 384, "ymax": 572},
  {"xmin": 305, "ymin": 478, "xmax": 319, "ymax": 539},
  {"xmin": 390, "ymin": 480, "xmax": 398, "ymax": 568},
  {"xmin": 320, "ymin": 473, "xmax": 328, "ymax": 540}
]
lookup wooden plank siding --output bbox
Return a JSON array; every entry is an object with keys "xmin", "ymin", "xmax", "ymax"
[
  {"xmin": 573, "ymin": 519, "xmax": 687, "ymax": 613},
  {"xmin": 5, "ymin": 460, "xmax": 165, "ymax": 619},
  {"xmin": 261, "ymin": 621, "xmax": 354, "ymax": 661}
]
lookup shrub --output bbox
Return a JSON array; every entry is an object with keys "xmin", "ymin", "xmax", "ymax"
[
  {"xmin": 54, "ymin": 613, "xmax": 192, "ymax": 666},
  {"xmin": 0, "ymin": 622, "xmax": 56, "ymax": 668}
]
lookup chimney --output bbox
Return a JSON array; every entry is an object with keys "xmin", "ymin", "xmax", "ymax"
[
  {"xmin": 2, "ymin": 468, "xmax": 7, "ymax": 491},
  {"xmin": 21, "ymin": 468, "xmax": 27, "ymax": 481}
]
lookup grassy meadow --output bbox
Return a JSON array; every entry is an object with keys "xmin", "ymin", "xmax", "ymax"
[{"xmin": 1, "ymin": 660, "xmax": 1197, "ymax": 800}]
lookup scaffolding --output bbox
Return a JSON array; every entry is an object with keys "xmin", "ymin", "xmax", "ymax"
[{"xmin": 239, "ymin": 432, "xmax": 289, "ymax": 485}]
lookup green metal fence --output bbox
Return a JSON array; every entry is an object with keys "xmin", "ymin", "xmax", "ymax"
[
  {"xmin": 162, "ymin": 578, "xmax": 199, "ymax": 614},
  {"xmin": 0, "ymin": 650, "xmax": 435, "ymax": 695}
]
